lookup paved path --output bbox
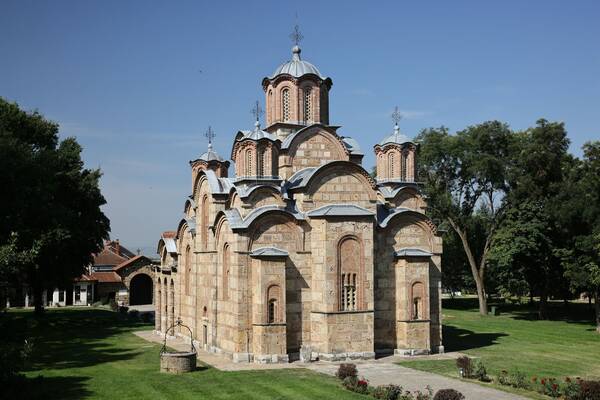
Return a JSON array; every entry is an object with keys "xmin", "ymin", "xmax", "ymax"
[{"xmin": 135, "ymin": 330, "xmax": 528, "ymax": 400}]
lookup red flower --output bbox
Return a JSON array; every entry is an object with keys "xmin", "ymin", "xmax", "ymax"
[
  {"xmin": 357, "ymin": 380, "xmax": 368, "ymax": 386},
  {"xmin": 541, "ymin": 379, "xmax": 546, "ymax": 385},
  {"xmin": 552, "ymin": 384, "xmax": 558, "ymax": 391}
]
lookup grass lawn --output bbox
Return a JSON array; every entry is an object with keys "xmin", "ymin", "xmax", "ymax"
[
  {"xmin": 1, "ymin": 308, "xmax": 365, "ymax": 400},
  {"xmin": 398, "ymin": 298, "xmax": 600, "ymax": 396}
]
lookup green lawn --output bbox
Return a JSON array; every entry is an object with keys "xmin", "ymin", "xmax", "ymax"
[
  {"xmin": 2, "ymin": 308, "xmax": 364, "ymax": 400},
  {"xmin": 399, "ymin": 298, "xmax": 600, "ymax": 383}
]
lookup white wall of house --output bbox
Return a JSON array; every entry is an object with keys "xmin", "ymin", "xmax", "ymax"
[{"xmin": 73, "ymin": 283, "xmax": 94, "ymax": 306}]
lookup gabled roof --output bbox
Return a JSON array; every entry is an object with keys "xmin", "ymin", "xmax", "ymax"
[
  {"xmin": 113, "ymin": 255, "xmax": 151, "ymax": 272},
  {"xmin": 220, "ymin": 205, "xmax": 305, "ymax": 231},
  {"xmin": 307, "ymin": 204, "xmax": 375, "ymax": 218},
  {"xmin": 249, "ymin": 247, "xmax": 289, "ymax": 258}
]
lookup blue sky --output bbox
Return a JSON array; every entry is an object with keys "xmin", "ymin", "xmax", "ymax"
[{"xmin": 1, "ymin": 1, "xmax": 599, "ymax": 255}]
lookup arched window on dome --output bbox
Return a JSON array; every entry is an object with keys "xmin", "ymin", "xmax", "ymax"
[
  {"xmin": 282, "ymin": 88, "xmax": 290, "ymax": 122},
  {"xmin": 245, "ymin": 149, "xmax": 253, "ymax": 177},
  {"xmin": 388, "ymin": 153, "xmax": 395, "ymax": 180},
  {"xmin": 268, "ymin": 90, "xmax": 274, "ymax": 125},
  {"xmin": 401, "ymin": 151, "xmax": 408, "ymax": 181},
  {"xmin": 258, "ymin": 147, "xmax": 266, "ymax": 177},
  {"xmin": 303, "ymin": 87, "xmax": 312, "ymax": 123}
]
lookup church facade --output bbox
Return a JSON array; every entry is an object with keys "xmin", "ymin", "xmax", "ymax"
[{"xmin": 155, "ymin": 42, "xmax": 443, "ymax": 363}]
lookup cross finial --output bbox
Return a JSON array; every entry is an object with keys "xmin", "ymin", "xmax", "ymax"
[
  {"xmin": 289, "ymin": 24, "xmax": 304, "ymax": 46},
  {"xmin": 391, "ymin": 106, "xmax": 402, "ymax": 126},
  {"xmin": 251, "ymin": 100, "xmax": 263, "ymax": 125},
  {"xmin": 205, "ymin": 126, "xmax": 215, "ymax": 151}
]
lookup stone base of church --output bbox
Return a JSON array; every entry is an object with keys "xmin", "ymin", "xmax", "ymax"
[
  {"xmin": 313, "ymin": 351, "xmax": 376, "ymax": 362},
  {"xmin": 252, "ymin": 353, "xmax": 290, "ymax": 364},
  {"xmin": 394, "ymin": 348, "xmax": 430, "ymax": 356}
]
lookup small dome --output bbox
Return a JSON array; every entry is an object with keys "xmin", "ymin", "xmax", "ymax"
[
  {"xmin": 236, "ymin": 121, "xmax": 278, "ymax": 142},
  {"xmin": 199, "ymin": 149, "xmax": 224, "ymax": 162},
  {"xmin": 270, "ymin": 46, "xmax": 325, "ymax": 79},
  {"xmin": 378, "ymin": 125, "xmax": 413, "ymax": 146}
]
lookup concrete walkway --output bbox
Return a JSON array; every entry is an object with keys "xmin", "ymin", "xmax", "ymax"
[{"xmin": 135, "ymin": 331, "xmax": 528, "ymax": 400}]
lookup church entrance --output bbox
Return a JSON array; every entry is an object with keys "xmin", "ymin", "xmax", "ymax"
[{"xmin": 129, "ymin": 274, "xmax": 153, "ymax": 305}]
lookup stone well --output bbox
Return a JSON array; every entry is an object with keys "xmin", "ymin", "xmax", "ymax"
[{"xmin": 160, "ymin": 351, "xmax": 196, "ymax": 373}]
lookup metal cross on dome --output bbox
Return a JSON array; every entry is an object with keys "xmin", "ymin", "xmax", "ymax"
[
  {"xmin": 205, "ymin": 126, "xmax": 215, "ymax": 149},
  {"xmin": 290, "ymin": 24, "xmax": 304, "ymax": 46},
  {"xmin": 391, "ymin": 106, "xmax": 403, "ymax": 126},
  {"xmin": 251, "ymin": 100, "xmax": 263, "ymax": 122}
]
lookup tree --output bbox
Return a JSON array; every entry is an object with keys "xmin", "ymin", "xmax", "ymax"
[
  {"xmin": 560, "ymin": 142, "xmax": 600, "ymax": 332},
  {"xmin": 417, "ymin": 121, "xmax": 514, "ymax": 315},
  {"xmin": 502, "ymin": 119, "xmax": 571, "ymax": 318},
  {"xmin": 0, "ymin": 98, "xmax": 110, "ymax": 313},
  {"xmin": 489, "ymin": 201, "xmax": 554, "ymax": 307}
]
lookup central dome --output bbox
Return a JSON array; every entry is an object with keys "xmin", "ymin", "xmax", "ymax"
[{"xmin": 270, "ymin": 46, "xmax": 324, "ymax": 79}]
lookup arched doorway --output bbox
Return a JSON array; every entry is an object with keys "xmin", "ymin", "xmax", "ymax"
[{"xmin": 129, "ymin": 274, "xmax": 153, "ymax": 305}]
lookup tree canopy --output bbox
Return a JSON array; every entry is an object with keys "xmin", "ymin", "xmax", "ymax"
[{"xmin": 0, "ymin": 98, "xmax": 110, "ymax": 313}]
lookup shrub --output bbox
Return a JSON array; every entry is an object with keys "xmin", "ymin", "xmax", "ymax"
[
  {"xmin": 472, "ymin": 360, "xmax": 490, "ymax": 382},
  {"xmin": 455, "ymin": 356, "xmax": 472, "ymax": 378},
  {"xmin": 372, "ymin": 384, "xmax": 404, "ymax": 400},
  {"xmin": 562, "ymin": 378, "xmax": 581, "ymax": 400},
  {"xmin": 433, "ymin": 389, "xmax": 465, "ymax": 400},
  {"xmin": 355, "ymin": 378, "xmax": 369, "ymax": 394},
  {"xmin": 336, "ymin": 363, "xmax": 358, "ymax": 380},
  {"xmin": 127, "ymin": 309, "xmax": 140, "ymax": 320},
  {"xmin": 413, "ymin": 386, "xmax": 434, "ymax": 400},
  {"xmin": 342, "ymin": 375, "xmax": 358, "ymax": 390},
  {"xmin": 577, "ymin": 380, "xmax": 600, "ymax": 400},
  {"xmin": 508, "ymin": 369, "xmax": 528, "ymax": 389}
]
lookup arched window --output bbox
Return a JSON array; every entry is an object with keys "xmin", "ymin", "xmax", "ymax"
[
  {"xmin": 411, "ymin": 282, "xmax": 425, "ymax": 320},
  {"xmin": 258, "ymin": 148, "xmax": 266, "ymax": 177},
  {"xmin": 222, "ymin": 244, "xmax": 230, "ymax": 300},
  {"xmin": 245, "ymin": 149, "xmax": 253, "ymax": 177},
  {"xmin": 282, "ymin": 88, "xmax": 290, "ymax": 122},
  {"xmin": 201, "ymin": 194, "xmax": 209, "ymax": 249},
  {"xmin": 303, "ymin": 87, "xmax": 312, "ymax": 123},
  {"xmin": 338, "ymin": 236, "xmax": 362, "ymax": 311},
  {"xmin": 266, "ymin": 285, "xmax": 281, "ymax": 323},
  {"xmin": 401, "ymin": 151, "xmax": 408, "ymax": 181},
  {"xmin": 268, "ymin": 90, "xmax": 274, "ymax": 124},
  {"xmin": 185, "ymin": 245, "xmax": 191, "ymax": 295},
  {"xmin": 388, "ymin": 153, "xmax": 395, "ymax": 179}
]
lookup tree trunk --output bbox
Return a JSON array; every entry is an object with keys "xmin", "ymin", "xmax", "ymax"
[
  {"xmin": 448, "ymin": 218, "xmax": 488, "ymax": 315},
  {"xmin": 32, "ymin": 280, "xmax": 44, "ymax": 315},
  {"xmin": 538, "ymin": 284, "xmax": 548, "ymax": 320}
]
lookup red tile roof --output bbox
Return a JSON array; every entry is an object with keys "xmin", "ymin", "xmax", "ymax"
[
  {"xmin": 89, "ymin": 271, "xmax": 122, "ymax": 283},
  {"xmin": 113, "ymin": 255, "xmax": 150, "ymax": 271}
]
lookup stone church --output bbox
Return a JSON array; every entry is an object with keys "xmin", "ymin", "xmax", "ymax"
[{"xmin": 155, "ymin": 41, "xmax": 443, "ymax": 363}]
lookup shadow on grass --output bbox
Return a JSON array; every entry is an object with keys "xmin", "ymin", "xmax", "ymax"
[
  {"xmin": 2, "ymin": 375, "xmax": 91, "ymax": 400},
  {"xmin": 2, "ymin": 308, "xmax": 151, "ymax": 371},
  {"xmin": 442, "ymin": 325, "xmax": 508, "ymax": 352},
  {"xmin": 1, "ymin": 308, "xmax": 154, "ymax": 399},
  {"xmin": 443, "ymin": 297, "xmax": 597, "ymax": 326}
]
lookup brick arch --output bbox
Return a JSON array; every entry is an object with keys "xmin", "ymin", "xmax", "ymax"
[
  {"xmin": 214, "ymin": 213, "xmax": 231, "ymax": 247},
  {"xmin": 409, "ymin": 280, "xmax": 428, "ymax": 320},
  {"xmin": 386, "ymin": 214, "xmax": 435, "ymax": 252},
  {"xmin": 287, "ymin": 127, "xmax": 349, "ymax": 170},
  {"xmin": 246, "ymin": 187, "xmax": 284, "ymax": 208},
  {"xmin": 248, "ymin": 211, "xmax": 302, "ymax": 253},
  {"xmin": 303, "ymin": 161, "xmax": 378, "ymax": 203}
]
